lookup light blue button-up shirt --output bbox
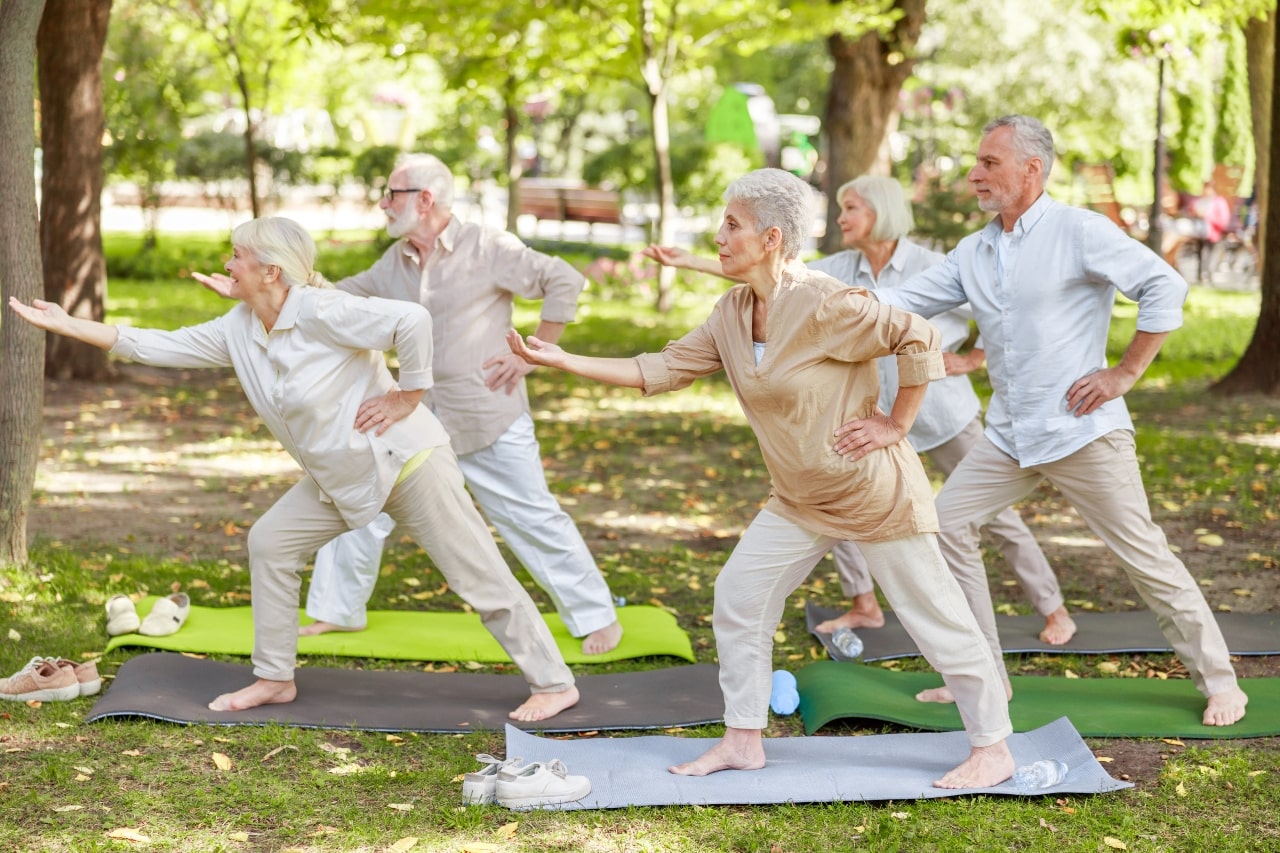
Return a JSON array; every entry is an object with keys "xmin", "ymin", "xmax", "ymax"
[
  {"xmin": 875, "ymin": 193, "xmax": 1187, "ymax": 467},
  {"xmin": 808, "ymin": 239, "xmax": 981, "ymax": 452}
]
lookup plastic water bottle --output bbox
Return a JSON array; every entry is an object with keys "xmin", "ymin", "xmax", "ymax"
[
  {"xmin": 1011, "ymin": 759, "xmax": 1068, "ymax": 791},
  {"xmin": 830, "ymin": 627, "xmax": 864, "ymax": 660},
  {"xmin": 769, "ymin": 670, "xmax": 799, "ymax": 715}
]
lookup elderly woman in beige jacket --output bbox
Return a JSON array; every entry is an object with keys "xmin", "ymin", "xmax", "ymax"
[
  {"xmin": 10, "ymin": 217, "xmax": 577, "ymax": 722},
  {"xmin": 508, "ymin": 168, "xmax": 1014, "ymax": 789}
]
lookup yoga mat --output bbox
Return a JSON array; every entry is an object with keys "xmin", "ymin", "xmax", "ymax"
[
  {"xmin": 500, "ymin": 716, "xmax": 1129, "ymax": 808},
  {"xmin": 105, "ymin": 600, "xmax": 694, "ymax": 664},
  {"xmin": 805, "ymin": 602, "xmax": 1280, "ymax": 662},
  {"xmin": 85, "ymin": 653, "xmax": 723, "ymax": 733},
  {"xmin": 795, "ymin": 660, "xmax": 1280, "ymax": 738}
]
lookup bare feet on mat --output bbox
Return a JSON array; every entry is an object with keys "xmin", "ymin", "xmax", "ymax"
[
  {"xmin": 917, "ymin": 678, "xmax": 1012, "ymax": 704},
  {"xmin": 1203, "ymin": 687, "xmax": 1248, "ymax": 726},
  {"xmin": 298, "ymin": 621, "xmax": 365, "ymax": 636},
  {"xmin": 208, "ymin": 678, "xmax": 297, "ymax": 711},
  {"xmin": 1039, "ymin": 607, "xmax": 1077, "ymax": 645},
  {"xmin": 581, "ymin": 620, "xmax": 624, "ymax": 656},
  {"xmin": 934, "ymin": 741, "xmax": 1015, "ymax": 789},
  {"xmin": 814, "ymin": 600, "xmax": 886, "ymax": 633},
  {"xmin": 510, "ymin": 685, "xmax": 580, "ymax": 722},
  {"xmin": 668, "ymin": 729, "xmax": 766, "ymax": 776}
]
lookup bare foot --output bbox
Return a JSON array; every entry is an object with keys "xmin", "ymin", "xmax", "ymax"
[
  {"xmin": 208, "ymin": 678, "xmax": 297, "ymax": 711},
  {"xmin": 917, "ymin": 679, "xmax": 1013, "ymax": 704},
  {"xmin": 668, "ymin": 729, "xmax": 766, "ymax": 776},
  {"xmin": 1039, "ymin": 607, "xmax": 1077, "ymax": 645},
  {"xmin": 581, "ymin": 620, "xmax": 623, "ymax": 655},
  {"xmin": 934, "ymin": 741, "xmax": 1015, "ymax": 789},
  {"xmin": 298, "ymin": 621, "xmax": 365, "ymax": 636},
  {"xmin": 1203, "ymin": 687, "xmax": 1248, "ymax": 726},
  {"xmin": 814, "ymin": 606, "xmax": 886, "ymax": 633},
  {"xmin": 509, "ymin": 685, "xmax": 580, "ymax": 722}
]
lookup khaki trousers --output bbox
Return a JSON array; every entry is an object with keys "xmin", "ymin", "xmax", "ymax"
[
  {"xmin": 936, "ymin": 430, "xmax": 1238, "ymax": 697},
  {"xmin": 715, "ymin": 510, "xmax": 1012, "ymax": 747},
  {"xmin": 246, "ymin": 445, "xmax": 574, "ymax": 693},
  {"xmin": 831, "ymin": 416, "xmax": 1062, "ymax": 616}
]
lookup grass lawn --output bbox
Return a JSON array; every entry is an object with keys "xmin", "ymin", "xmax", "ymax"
[{"xmin": 2, "ymin": 238, "xmax": 1278, "ymax": 851}]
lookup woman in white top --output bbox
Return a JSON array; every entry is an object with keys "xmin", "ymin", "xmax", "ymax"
[
  {"xmin": 645, "ymin": 175, "xmax": 1075, "ymax": 645},
  {"xmin": 9, "ymin": 217, "xmax": 578, "ymax": 721}
]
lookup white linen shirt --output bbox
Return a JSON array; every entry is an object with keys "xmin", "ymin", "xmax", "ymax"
[
  {"xmin": 110, "ymin": 286, "xmax": 450, "ymax": 527},
  {"xmin": 875, "ymin": 193, "xmax": 1187, "ymax": 467},
  {"xmin": 808, "ymin": 238, "xmax": 981, "ymax": 452}
]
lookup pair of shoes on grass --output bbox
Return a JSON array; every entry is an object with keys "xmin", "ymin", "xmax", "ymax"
[
  {"xmin": 0, "ymin": 656, "xmax": 101, "ymax": 702},
  {"xmin": 106, "ymin": 593, "xmax": 190, "ymax": 637},
  {"xmin": 463, "ymin": 753, "xmax": 591, "ymax": 808}
]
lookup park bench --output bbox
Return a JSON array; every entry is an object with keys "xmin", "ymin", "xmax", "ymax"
[{"xmin": 515, "ymin": 178, "xmax": 624, "ymax": 239}]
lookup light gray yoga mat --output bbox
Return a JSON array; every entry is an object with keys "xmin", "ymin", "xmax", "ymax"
[
  {"xmin": 501, "ymin": 716, "xmax": 1130, "ymax": 808},
  {"xmin": 805, "ymin": 602, "xmax": 1280, "ymax": 662}
]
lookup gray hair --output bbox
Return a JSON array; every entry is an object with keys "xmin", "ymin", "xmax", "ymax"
[
  {"xmin": 231, "ymin": 217, "xmax": 330, "ymax": 288},
  {"xmin": 983, "ymin": 115, "xmax": 1055, "ymax": 186},
  {"xmin": 394, "ymin": 153, "xmax": 455, "ymax": 209},
  {"xmin": 722, "ymin": 168, "xmax": 813, "ymax": 261},
  {"xmin": 835, "ymin": 175, "xmax": 914, "ymax": 241}
]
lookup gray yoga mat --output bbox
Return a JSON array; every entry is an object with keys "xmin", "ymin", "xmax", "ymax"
[
  {"xmin": 85, "ymin": 653, "xmax": 724, "ymax": 733},
  {"xmin": 501, "ymin": 716, "xmax": 1130, "ymax": 808},
  {"xmin": 806, "ymin": 602, "xmax": 1280, "ymax": 662}
]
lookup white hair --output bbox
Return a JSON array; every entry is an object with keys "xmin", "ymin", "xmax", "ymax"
[
  {"xmin": 835, "ymin": 175, "xmax": 914, "ymax": 241},
  {"xmin": 722, "ymin": 168, "xmax": 813, "ymax": 261},
  {"xmin": 394, "ymin": 153, "xmax": 455, "ymax": 209},
  {"xmin": 983, "ymin": 115, "xmax": 1055, "ymax": 187},
  {"xmin": 231, "ymin": 217, "xmax": 330, "ymax": 288}
]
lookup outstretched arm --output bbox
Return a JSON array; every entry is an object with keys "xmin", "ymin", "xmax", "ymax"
[
  {"xmin": 642, "ymin": 245, "xmax": 742, "ymax": 282},
  {"xmin": 506, "ymin": 329, "xmax": 644, "ymax": 388},
  {"xmin": 8, "ymin": 297, "xmax": 119, "ymax": 350}
]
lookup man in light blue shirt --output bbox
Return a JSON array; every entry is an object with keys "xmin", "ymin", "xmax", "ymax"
[{"xmin": 864, "ymin": 115, "xmax": 1247, "ymax": 727}]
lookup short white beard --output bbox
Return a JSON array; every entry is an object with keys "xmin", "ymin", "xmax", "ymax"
[{"xmin": 386, "ymin": 204, "xmax": 419, "ymax": 238}]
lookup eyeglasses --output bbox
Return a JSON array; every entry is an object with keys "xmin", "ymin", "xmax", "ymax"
[{"xmin": 382, "ymin": 187, "xmax": 422, "ymax": 202}]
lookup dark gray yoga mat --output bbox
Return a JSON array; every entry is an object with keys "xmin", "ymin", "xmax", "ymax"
[
  {"xmin": 501, "ymin": 716, "xmax": 1130, "ymax": 808},
  {"xmin": 806, "ymin": 602, "xmax": 1280, "ymax": 662},
  {"xmin": 85, "ymin": 653, "xmax": 724, "ymax": 733}
]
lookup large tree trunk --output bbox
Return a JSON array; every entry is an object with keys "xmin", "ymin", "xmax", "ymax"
[
  {"xmin": 1214, "ymin": 11, "xmax": 1280, "ymax": 396},
  {"xmin": 0, "ymin": 0, "xmax": 51, "ymax": 566},
  {"xmin": 37, "ymin": 0, "xmax": 114, "ymax": 382},
  {"xmin": 1244, "ymin": 14, "xmax": 1273, "ymax": 271},
  {"xmin": 821, "ymin": 0, "xmax": 926, "ymax": 254}
]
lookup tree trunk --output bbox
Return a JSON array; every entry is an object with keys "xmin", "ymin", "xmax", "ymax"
[
  {"xmin": 503, "ymin": 80, "xmax": 522, "ymax": 234},
  {"xmin": 1244, "ymin": 14, "xmax": 1273, "ymax": 271},
  {"xmin": 1213, "ymin": 11, "xmax": 1280, "ymax": 396},
  {"xmin": 647, "ymin": 80, "xmax": 676, "ymax": 312},
  {"xmin": 0, "ymin": 0, "xmax": 51, "ymax": 566},
  {"xmin": 37, "ymin": 0, "xmax": 114, "ymax": 382},
  {"xmin": 821, "ymin": 0, "xmax": 926, "ymax": 254}
]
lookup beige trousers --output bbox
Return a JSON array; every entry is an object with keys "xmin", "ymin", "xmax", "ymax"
[
  {"xmin": 246, "ymin": 445, "xmax": 574, "ymax": 693},
  {"xmin": 936, "ymin": 430, "xmax": 1238, "ymax": 697},
  {"xmin": 715, "ymin": 510, "xmax": 1012, "ymax": 747},
  {"xmin": 830, "ymin": 416, "xmax": 1062, "ymax": 616}
]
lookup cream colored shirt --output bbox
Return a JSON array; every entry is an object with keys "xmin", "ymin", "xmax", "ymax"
[
  {"xmin": 111, "ymin": 286, "xmax": 450, "ymax": 527},
  {"xmin": 635, "ymin": 264, "xmax": 945, "ymax": 542},
  {"xmin": 338, "ymin": 216, "xmax": 586, "ymax": 454}
]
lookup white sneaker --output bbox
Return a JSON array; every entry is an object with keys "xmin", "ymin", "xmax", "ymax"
[
  {"xmin": 495, "ymin": 759, "xmax": 590, "ymax": 808},
  {"xmin": 462, "ymin": 754, "xmax": 523, "ymax": 805}
]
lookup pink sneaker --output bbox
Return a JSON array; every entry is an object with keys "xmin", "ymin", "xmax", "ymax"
[
  {"xmin": 0, "ymin": 657, "xmax": 80, "ymax": 702},
  {"xmin": 43, "ymin": 657, "xmax": 102, "ymax": 697}
]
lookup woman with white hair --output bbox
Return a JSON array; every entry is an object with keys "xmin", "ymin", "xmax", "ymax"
[
  {"xmin": 647, "ymin": 176, "xmax": 1073, "ymax": 645},
  {"xmin": 9, "ymin": 216, "xmax": 578, "ymax": 722},
  {"xmin": 508, "ymin": 169, "xmax": 1015, "ymax": 788}
]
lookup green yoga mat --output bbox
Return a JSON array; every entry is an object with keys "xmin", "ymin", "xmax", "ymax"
[
  {"xmin": 796, "ymin": 660, "xmax": 1280, "ymax": 739},
  {"xmin": 104, "ymin": 600, "xmax": 694, "ymax": 664}
]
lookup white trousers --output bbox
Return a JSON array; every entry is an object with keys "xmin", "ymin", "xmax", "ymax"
[
  {"xmin": 306, "ymin": 414, "xmax": 617, "ymax": 637},
  {"xmin": 249, "ymin": 445, "xmax": 573, "ymax": 692},
  {"xmin": 936, "ymin": 430, "xmax": 1238, "ymax": 697},
  {"xmin": 717, "ymin": 510, "xmax": 1012, "ymax": 747},
  {"xmin": 830, "ymin": 416, "xmax": 1062, "ymax": 616}
]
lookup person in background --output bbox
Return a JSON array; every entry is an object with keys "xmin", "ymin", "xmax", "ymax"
[
  {"xmin": 512, "ymin": 168, "xmax": 1015, "ymax": 789},
  {"xmin": 870, "ymin": 115, "xmax": 1248, "ymax": 727},
  {"xmin": 645, "ymin": 175, "xmax": 1074, "ymax": 645},
  {"xmin": 11, "ymin": 217, "xmax": 579, "ymax": 722}
]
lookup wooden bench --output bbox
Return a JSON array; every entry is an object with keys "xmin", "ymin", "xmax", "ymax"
[
  {"xmin": 515, "ymin": 179, "xmax": 623, "ymax": 238},
  {"xmin": 1074, "ymin": 163, "xmax": 1129, "ymax": 231}
]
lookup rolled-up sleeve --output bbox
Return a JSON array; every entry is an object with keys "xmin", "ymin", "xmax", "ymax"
[
  {"xmin": 488, "ymin": 231, "xmax": 584, "ymax": 323},
  {"xmin": 1082, "ymin": 217, "xmax": 1186, "ymax": 333},
  {"xmin": 635, "ymin": 322, "xmax": 724, "ymax": 396},
  {"xmin": 110, "ymin": 317, "xmax": 234, "ymax": 368}
]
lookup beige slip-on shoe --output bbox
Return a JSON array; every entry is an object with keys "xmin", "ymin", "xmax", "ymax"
[
  {"xmin": 138, "ymin": 593, "xmax": 191, "ymax": 637},
  {"xmin": 105, "ymin": 594, "xmax": 141, "ymax": 637}
]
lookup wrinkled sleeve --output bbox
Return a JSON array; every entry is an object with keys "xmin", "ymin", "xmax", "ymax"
[
  {"xmin": 310, "ymin": 295, "xmax": 435, "ymax": 391},
  {"xmin": 1081, "ymin": 216, "xmax": 1186, "ymax": 333},
  {"xmin": 635, "ymin": 322, "xmax": 724, "ymax": 396},
  {"xmin": 874, "ymin": 250, "xmax": 969, "ymax": 319},
  {"xmin": 486, "ymin": 231, "xmax": 584, "ymax": 323},
  {"xmin": 812, "ymin": 288, "xmax": 944, "ymax": 387},
  {"xmin": 110, "ymin": 315, "xmax": 234, "ymax": 368}
]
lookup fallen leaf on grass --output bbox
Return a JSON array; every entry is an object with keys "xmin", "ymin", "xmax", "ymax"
[
  {"xmin": 212, "ymin": 752, "xmax": 232, "ymax": 771},
  {"xmin": 261, "ymin": 745, "xmax": 298, "ymax": 762},
  {"xmin": 7, "ymin": 628, "xmax": 20, "ymax": 641},
  {"xmin": 121, "ymin": 749, "xmax": 142, "ymax": 757},
  {"xmin": 1064, "ymin": 670, "xmax": 1079, "ymax": 679},
  {"xmin": 496, "ymin": 822, "xmax": 519, "ymax": 840},
  {"xmin": 107, "ymin": 827, "xmax": 151, "ymax": 843},
  {"xmin": 1176, "ymin": 781, "xmax": 1187, "ymax": 797},
  {"xmin": 1161, "ymin": 738, "xmax": 1185, "ymax": 747},
  {"xmin": 318, "ymin": 743, "xmax": 351, "ymax": 756},
  {"xmin": 74, "ymin": 766, "xmax": 94, "ymax": 775},
  {"xmin": 228, "ymin": 832, "xmax": 250, "ymax": 842},
  {"xmin": 388, "ymin": 803, "xmax": 413, "ymax": 812},
  {"xmin": 461, "ymin": 845, "xmax": 501, "ymax": 853},
  {"xmin": 1095, "ymin": 756, "xmax": 1113, "ymax": 763},
  {"xmin": 328, "ymin": 763, "xmax": 364, "ymax": 775},
  {"xmin": 891, "ymin": 811, "xmax": 910, "ymax": 820},
  {"xmin": 1103, "ymin": 837, "xmax": 1127, "ymax": 850},
  {"xmin": 1197, "ymin": 533, "xmax": 1224, "ymax": 547},
  {"xmin": 388, "ymin": 839, "xmax": 419, "ymax": 852},
  {"xmin": 1248, "ymin": 770, "xmax": 1268, "ymax": 777},
  {"xmin": 1038, "ymin": 817, "xmax": 1057, "ymax": 832},
  {"xmin": 53, "ymin": 805, "xmax": 85, "ymax": 813},
  {"xmin": 1096, "ymin": 661, "xmax": 1121, "ymax": 673}
]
